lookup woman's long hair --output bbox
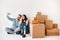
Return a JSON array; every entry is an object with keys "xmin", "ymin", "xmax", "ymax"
[{"xmin": 23, "ymin": 14, "xmax": 28, "ymax": 21}]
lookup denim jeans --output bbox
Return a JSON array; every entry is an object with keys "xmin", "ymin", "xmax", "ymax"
[{"xmin": 20, "ymin": 22, "xmax": 26, "ymax": 32}]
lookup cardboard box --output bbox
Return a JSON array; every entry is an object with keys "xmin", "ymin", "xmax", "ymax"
[
  {"xmin": 36, "ymin": 15, "xmax": 47, "ymax": 23},
  {"xmin": 30, "ymin": 24, "xmax": 45, "ymax": 38},
  {"xmin": 53, "ymin": 24, "xmax": 58, "ymax": 29},
  {"xmin": 32, "ymin": 20, "xmax": 39, "ymax": 24},
  {"xmin": 36, "ymin": 12, "xmax": 41, "ymax": 18},
  {"xmin": 45, "ymin": 20, "xmax": 53, "ymax": 29},
  {"xmin": 59, "ymin": 29, "xmax": 60, "ymax": 35},
  {"xmin": 36, "ymin": 12, "xmax": 41, "ymax": 15},
  {"xmin": 46, "ymin": 29, "xmax": 59, "ymax": 36}
]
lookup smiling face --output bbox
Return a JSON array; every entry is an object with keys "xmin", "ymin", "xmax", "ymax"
[
  {"xmin": 16, "ymin": 14, "xmax": 21, "ymax": 20},
  {"xmin": 22, "ymin": 15, "xmax": 25, "ymax": 20},
  {"xmin": 22, "ymin": 15, "xmax": 28, "ymax": 21}
]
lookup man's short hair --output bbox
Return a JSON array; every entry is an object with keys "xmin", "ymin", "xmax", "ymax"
[{"xmin": 18, "ymin": 14, "xmax": 22, "ymax": 17}]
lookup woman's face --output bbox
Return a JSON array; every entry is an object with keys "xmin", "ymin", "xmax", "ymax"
[{"xmin": 22, "ymin": 16, "xmax": 25, "ymax": 20}]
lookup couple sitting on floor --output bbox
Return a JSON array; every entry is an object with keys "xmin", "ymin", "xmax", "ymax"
[{"xmin": 6, "ymin": 13, "xmax": 29, "ymax": 38}]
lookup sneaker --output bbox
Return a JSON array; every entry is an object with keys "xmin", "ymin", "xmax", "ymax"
[
  {"xmin": 7, "ymin": 32, "xmax": 12, "ymax": 34},
  {"xmin": 16, "ymin": 31, "xmax": 21, "ymax": 34},
  {"xmin": 22, "ymin": 35, "xmax": 26, "ymax": 38}
]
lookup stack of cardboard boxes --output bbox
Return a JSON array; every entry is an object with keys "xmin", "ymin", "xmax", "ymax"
[
  {"xmin": 30, "ymin": 12, "xmax": 59, "ymax": 38},
  {"xmin": 45, "ymin": 20, "xmax": 59, "ymax": 36}
]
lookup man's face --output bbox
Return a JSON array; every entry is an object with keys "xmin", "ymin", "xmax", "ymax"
[{"xmin": 16, "ymin": 15, "xmax": 21, "ymax": 20}]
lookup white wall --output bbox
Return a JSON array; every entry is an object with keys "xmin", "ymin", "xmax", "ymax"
[{"xmin": 0, "ymin": 0, "xmax": 60, "ymax": 29}]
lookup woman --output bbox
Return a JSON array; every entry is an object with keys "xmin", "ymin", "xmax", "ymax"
[{"xmin": 20, "ymin": 14, "xmax": 29, "ymax": 38}]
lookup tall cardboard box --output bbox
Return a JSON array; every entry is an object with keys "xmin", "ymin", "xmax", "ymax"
[
  {"xmin": 30, "ymin": 24, "xmax": 45, "ymax": 38},
  {"xmin": 36, "ymin": 15, "xmax": 47, "ymax": 23},
  {"xmin": 46, "ymin": 29, "xmax": 59, "ymax": 36},
  {"xmin": 45, "ymin": 20, "xmax": 53, "ymax": 29},
  {"xmin": 53, "ymin": 24, "xmax": 58, "ymax": 29}
]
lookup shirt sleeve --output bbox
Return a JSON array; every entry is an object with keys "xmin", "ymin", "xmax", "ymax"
[{"xmin": 7, "ymin": 14, "xmax": 14, "ymax": 21}]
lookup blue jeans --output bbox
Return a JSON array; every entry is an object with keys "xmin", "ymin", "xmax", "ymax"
[{"xmin": 20, "ymin": 22, "xmax": 26, "ymax": 32}]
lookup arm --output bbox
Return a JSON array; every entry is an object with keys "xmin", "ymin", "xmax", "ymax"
[
  {"xmin": 7, "ymin": 13, "xmax": 14, "ymax": 21},
  {"xmin": 26, "ymin": 20, "xmax": 29, "ymax": 26},
  {"xmin": 14, "ymin": 20, "xmax": 22, "ymax": 33}
]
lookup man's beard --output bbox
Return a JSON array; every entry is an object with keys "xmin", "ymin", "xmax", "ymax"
[{"xmin": 17, "ymin": 19, "xmax": 20, "ymax": 21}]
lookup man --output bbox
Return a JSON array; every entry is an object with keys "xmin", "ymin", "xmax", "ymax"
[{"xmin": 6, "ymin": 13, "xmax": 21, "ymax": 34}]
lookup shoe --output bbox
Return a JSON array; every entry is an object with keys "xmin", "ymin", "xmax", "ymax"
[
  {"xmin": 7, "ymin": 32, "xmax": 12, "ymax": 34},
  {"xmin": 16, "ymin": 31, "xmax": 21, "ymax": 34},
  {"xmin": 22, "ymin": 35, "xmax": 26, "ymax": 38}
]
